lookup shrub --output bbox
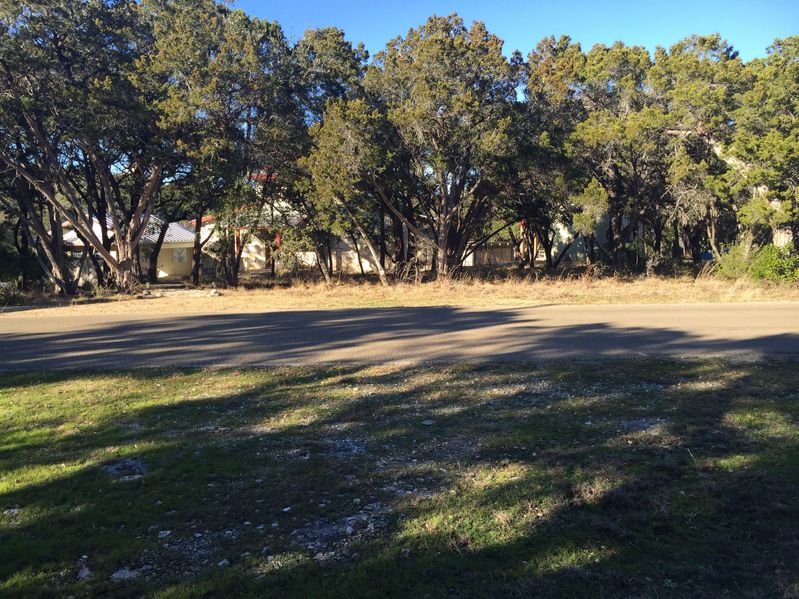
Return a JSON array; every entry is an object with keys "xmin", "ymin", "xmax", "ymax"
[
  {"xmin": 716, "ymin": 241, "xmax": 799, "ymax": 283},
  {"xmin": 715, "ymin": 241, "xmax": 752, "ymax": 280},
  {"xmin": 79, "ymin": 280, "xmax": 97, "ymax": 295},
  {"xmin": 749, "ymin": 244, "xmax": 799, "ymax": 282},
  {"xmin": 0, "ymin": 281, "xmax": 23, "ymax": 306}
]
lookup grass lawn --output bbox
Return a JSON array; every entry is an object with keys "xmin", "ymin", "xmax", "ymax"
[{"xmin": 1, "ymin": 360, "xmax": 798, "ymax": 597}]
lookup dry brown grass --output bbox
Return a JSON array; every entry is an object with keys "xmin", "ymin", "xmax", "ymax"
[{"xmin": 4, "ymin": 276, "xmax": 798, "ymax": 317}]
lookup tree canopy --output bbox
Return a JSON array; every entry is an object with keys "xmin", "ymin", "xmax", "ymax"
[{"xmin": 0, "ymin": 3, "xmax": 796, "ymax": 292}]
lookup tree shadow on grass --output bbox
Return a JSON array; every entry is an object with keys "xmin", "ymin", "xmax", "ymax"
[{"xmin": 0, "ymin": 359, "xmax": 798, "ymax": 596}]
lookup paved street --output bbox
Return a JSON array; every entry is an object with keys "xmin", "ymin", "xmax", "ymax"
[{"xmin": 1, "ymin": 303, "xmax": 797, "ymax": 370}]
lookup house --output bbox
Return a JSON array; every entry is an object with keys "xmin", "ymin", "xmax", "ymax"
[
  {"xmin": 63, "ymin": 215, "xmax": 196, "ymax": 281},
  {"xmin": 190, "ymin": 214, "xmax": 279, "ymax": 275}
]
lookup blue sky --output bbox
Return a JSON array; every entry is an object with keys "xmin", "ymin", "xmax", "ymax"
[{"xmin": 233, "ymin": 0, "xmax": 797, "ymax": 61}]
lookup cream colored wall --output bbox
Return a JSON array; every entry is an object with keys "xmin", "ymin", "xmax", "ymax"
[
  {"xmin": 774, "ymin": 228, "xmax": 793, "ymax": 248},
  {"xmin": 240, "ymin": 235, "xmax": 269, "ymax": 271},
  {"xmin": 334, "ymin": 238, "xmax": 379, "ymax": 273},
  {"xmin": 199, "ymin": 224, "xmax": 272, "ymax": 273},
  {"xmin": 156, "ymin": 243, "xmax": 194, "ymax": 279}
]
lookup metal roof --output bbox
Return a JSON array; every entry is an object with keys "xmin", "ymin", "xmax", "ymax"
[
  {"xmin": 141, "ymin": 215, "xmax": 195, "ymax": 244},
  {"xmin": 63, "ymin": 215, "xmax": 195, "ymax": 247}
]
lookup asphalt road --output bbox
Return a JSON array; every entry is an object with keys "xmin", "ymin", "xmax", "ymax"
[{"xmin": 1, "ymin": 303, "xmax": 797, "ymax": 370}]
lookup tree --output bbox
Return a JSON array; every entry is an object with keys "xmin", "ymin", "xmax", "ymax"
[
  {"xmin": 650, "ymin": 35, "xmax": 745, "ymax": 260},
  {"xmin": 144, "ymin": 182, "xmax": 195, "ymax": 284},
  {"xmin": 142, "ymin": 1, "xmax": 301, "ymax": 287},
  {"xmin": 0, "ymin": 0, "xmax": 174, "ymax": 292},
  {"xmin": 364, "ymin": 14, "xmax": 518, "ymax": 277},
  {"xmin": 733, "ymin": 37, "xmax": 799, "ymax": 252},
  {"xmin": 275, "ymin": 26, "xmax": 369, "ymax": 284},
  {"xmin": 0, "ymin": 149, "xmax": 76, "ymax": 293},
  {"xmin": 304, "ymin": 99, "xmax": 390, "ymax": 285},
  {"xmin": 568, "ymin": 42, "xmax": 669, "ymax": 269},
  {"xmin": 498, "ymin": 35, "xmax": 586, "ymax": 270}
]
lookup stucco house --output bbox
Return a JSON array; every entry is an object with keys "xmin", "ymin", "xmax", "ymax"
[{"xmin": 63, "ymin": 215, "xmax": 196, "ymax": 281}]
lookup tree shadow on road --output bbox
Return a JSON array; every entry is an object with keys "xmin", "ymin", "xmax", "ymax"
[{"xmin": 1, "ymin": 306, "xmax": 797, "ymax": 370}]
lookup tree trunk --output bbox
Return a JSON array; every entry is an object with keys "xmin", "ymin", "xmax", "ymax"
[
  {"xmin": 333, "ymin": 198, "xmax": 389, "ymax": 286},
  {"xmin": 316, "ymin": 247, "xmax": 332, "ymax": 284},
  {"xmin": 191, "ymin": 206, "xmax": 205, "ymax": 286},
  {"xmin": 349, "ymin": 231, "xmax": 365, "ymax": 276},
  {"xmin": 147, "ymin": 219, "xmax": 171, "ymax": 283},
  {"xmin": 671, "ymin": 220, "xmax": 682, "ymax": 259},
  {"xmin": 231, "ymin": 229, "xmax": 249, "ymax": 288},
  {"xmin": 89, "ymin": 250, "xmax": 107, "ymax": 288},
  {"xmin": 435, "ymin": 220, "xmax": 450, "ymax": 279},
  {"xmin": 270, "ymin": 236, "xmax": 276, "ymax": 278},
  {"xmin": 353, "ymin": 226, "xmax": 389, "ymax": 286},
  {"xmin": 536, "ymin": 225, "xmax": 554, "ymax": 270},
  {"xmin": 11, "ymin": 219, "xmax": 31, "ymax": 288},
  {"xmin": 792, "ymin": 221, "xmax": 799, "ymax": 255},
  {"xmin": 706, "ymin": 219, "xmax": 720, "ymax": 259},
  {"xmin": 114, "ymin": 241, "xmax": 139, "ymax": 293},
  {"xmin": 553, "ymin": 238, "xmax": 576, "ymax": 269},
  {"xmin": 379, "ymin": 206, "xmax": 386, "ymax": 269},
  {"xmin": 402, "ymin": 222, "xmax": 409, "ymax": 264},
  {"xmin": 14, "ymin": 193, "xmax": 76, "ymax": 295}
]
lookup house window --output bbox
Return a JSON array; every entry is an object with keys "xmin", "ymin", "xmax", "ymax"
[{"xmin": 172, "ymin": 248, "xmax": 188, "ymax": 263}]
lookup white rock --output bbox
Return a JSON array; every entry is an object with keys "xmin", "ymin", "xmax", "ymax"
[
  {"xmin": 110, "ymin": 567, "xmax": 139, "ymax": 581},
  {"xmin": 157, "ymin": 530, "xmax": 171, "ymax": 539},
  {"xmin": 421, "ymin": 420, "xmax": 434, "ymax": 426},
  {"xmin": 217, "ymin": 559, "xmax": 230, "ymax": 567}
]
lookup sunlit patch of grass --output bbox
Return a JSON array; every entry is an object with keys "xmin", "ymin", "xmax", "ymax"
[
  {"xmin": 533, "ymin": 542, "xmax": 616, "ymax": 575},
  {"xmin": 723, "ymin": 409, "xmax": 796, "ymax": 440},
  {"xmin": 713, "ymin": 454, "xmax": 757, "ymax": 471}
]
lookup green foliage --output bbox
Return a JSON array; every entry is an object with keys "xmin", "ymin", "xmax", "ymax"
[
  {"xmin": 715, "ymin": 239, "xmax": 754, "ymax": 280},
  {"xmin": 295, "ymin": 27, "xmax": 368, "ymax": 117},
  {"xmin": 749, "ymin": 244, "xmax": 799, "ymax": 282},
  {"xmin": 716, "ymin": 240, "xmax": 799, "ymax": 282},
  {"xmin": 304, "ymin": 98, "xmax": 388, "ymax": 234},
  {"xmin": 738, "ymin": 193, "xmax": 790, "ymax": 230},
  {"xmin": 0, "ymin": 6, "xmax": 797, "ymax": 288},
  {"xmin": 732, "ymin": 37, "xmax": 799, "ymax": 244},
  {"xmin": 0, "ymin": 281, "xmax": 23, "ymax": 306},
  {"xmin": 571, "ymin": 179, "xmax": 609, "ymax": 235},
  {"xmin": 651, "ymin": 34, "xmax": 744, "ymax": 141}
]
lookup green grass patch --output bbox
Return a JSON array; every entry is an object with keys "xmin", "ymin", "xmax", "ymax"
[{"xmin": 1, "ymin": 361, "xmax": 798, "ymax": 597}]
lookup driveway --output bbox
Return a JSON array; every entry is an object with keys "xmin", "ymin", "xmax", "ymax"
[{"xmin": 1, "ymin": 303, "xmax": 797, "ymax": 370}]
